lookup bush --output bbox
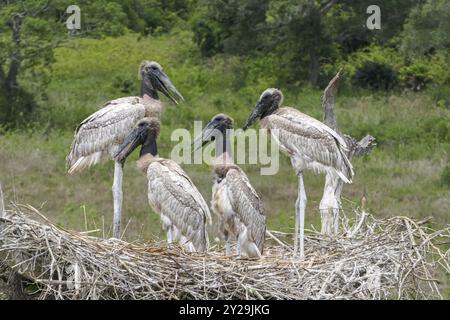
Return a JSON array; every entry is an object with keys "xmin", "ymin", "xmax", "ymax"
[
  {"xmin": 333, "ymin": 45, "xmax": 403, "ymax": 91},
  {"xmin": 0, "ymin": 87, "xmax": 38, "ymax": 129},
  {"xmin": 399, "ymin": 60, "xmax": 430, "ymax": 91},
  {"xmin": 335, "ymin": 45, "xmax": 449, "ymax": 93},
  {"xmin": 353, "ymin": 61, "xmax": 399, "ymax": 91},
  {"xmin": 399, "ymin": 52, "xmax": 450, "ymax": 92}
]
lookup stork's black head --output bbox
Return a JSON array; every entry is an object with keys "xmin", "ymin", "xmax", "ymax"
[
  {"xmin": 114, "ymin": 117, "xmax": 160, "ymax": 163},
  {"xmin": 139, "ymin": 61, "xmax": 184, "ymax": 104},
  {"xmin": 192, "ymin": 114, "xmax": 234, "ymax": 148},
  {"xmin": 242, "ymin": 88, "xmax": 283, "ymax": 130}
]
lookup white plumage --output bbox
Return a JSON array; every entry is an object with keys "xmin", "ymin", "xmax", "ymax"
[
  {"xmin": 211, "ymin": 165, "xmax": 266, "ymax": 258},
  {"xmin": 197, "ymin": 114, "xmax": 266, "ymax": 258},
  {"xmin": 145, "ymin": 158, "xmax": 211, "ymax": 252},
  {"xmin": 67, "ymin": 61, "xmax": 183, "ymax": 239},
  {"xmin": 114, "ymin": 117, "xmax": 210, "ymax": 253},
  {"xmin": 261, "ymin": 107, "xmax": 353, "ymax": 183},
  {"xmin": 243, "ymin": 88, "xmax": 354, "ymax": 258},
  {"xmin": 67, "ymin": 97, "xmax": 149, "ymax": 173}
]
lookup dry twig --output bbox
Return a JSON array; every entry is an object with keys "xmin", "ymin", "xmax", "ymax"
[{"xmin": 0, "ymin": 204, "xmax": 448, "ymax": 300}]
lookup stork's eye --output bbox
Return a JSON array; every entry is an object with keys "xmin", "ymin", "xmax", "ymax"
[{"xmin": 151, "ymin": 65, "xmax": 158, "ymax": 70}]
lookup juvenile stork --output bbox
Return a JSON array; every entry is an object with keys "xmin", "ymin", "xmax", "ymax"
[
  {"xmin": 67, "ymin": 61, "xmax": 184, "ymax": 238},
  {"xmin": 194, "ymin": 114, "xmax": 266, "ymax": 258},
  {"xmin": 114, "ymin": 117, "xmax": 211, "ymax": 252},
  {"xmin": 243, "ymin": 89, "xmax": 354, "ymax": 258}
]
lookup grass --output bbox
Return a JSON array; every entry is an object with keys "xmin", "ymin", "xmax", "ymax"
[{"xmin": 1, "ymin": 30, "xmax": 449, "ymax": 240}]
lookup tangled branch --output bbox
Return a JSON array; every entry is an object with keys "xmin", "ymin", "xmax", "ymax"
[{"xmin": 0, "ymin": 204, "xmax": 448, "ymax": 300}]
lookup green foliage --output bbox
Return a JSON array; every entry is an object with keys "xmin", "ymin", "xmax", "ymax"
[
  {"xmin": 77, "ymin": 1, "xmax": 128, "ymax": 37},
  {"xmin": 353, "ymin": 62, "xmax": 398, "ymax": 91},
  {"xmin": 2, "ymin": 0, "xmax": 449, "ymax": 130},
  {"xmin": 0, "ymin": 0, "xmax": 135, "ymax": 129},
  {"xmin": 115, "ymin": 0, "xmax": 193, "ymax": 35},
  {"xmin": 399, "ymin": 52, "xmax": 450, "ymax": 92},
  {"xmin": 334, "ymin": 46, "xmax": 400, "ymax": 91},
  {"xmin": 401, "ymin": 0, "xmax": 450, "ymax": 56},
  {"xmin": 191, "ymin": 0, "xmax": 269, "ymax": 57},
  {"xmin": 190, "ymin": 0, "xmax": 419, "ymax": 87},
  {"xmin": 0, "ymin": 86, "xmax": 37, "ymax": 128},
  {"xmin": 333, "ymin": 45, "xmax": 449, "ymax": 92}
]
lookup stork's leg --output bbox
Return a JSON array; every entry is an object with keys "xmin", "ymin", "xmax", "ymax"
[
  {"xmin": 294, "ymin": 172, "xmax": 307, "ymax": 259},
  {"xmin": 225, "ymin": 239, "xmax": 231, "ymax": 256},
  {"xmin": 112, "ymin": 161, "xmax": 124, "ymax": 239},
  {"xmin": 167, "ymin": 226, "xmax": 173, "ymax": 243},
  {"xmin": 334, "ymin": 180, "xmax": 344, "ymax": 234},
  {"xmin": 236, "ymin": 240, "xmax": 241, "ymax": 256}
]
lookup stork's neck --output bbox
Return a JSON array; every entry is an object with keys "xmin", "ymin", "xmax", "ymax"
[
  {"xmin": 137, "ymin": 139, "xmax": 159, "ymax": 172},
  {"xmin": 140, "ymin": 138, "xmax": 158, "ymax": 158},
  {"xmin": 140, "ymin": 79, "xmax": 159, "ymax": 100},
  {"xmin": 213, "ymin": 132, "xmax": 233, "ymax": 166}
]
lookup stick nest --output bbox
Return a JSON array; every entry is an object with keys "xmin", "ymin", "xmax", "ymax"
[{"xmin": 0, "ymin": 204, "xmax": 449, "ymax": 300}]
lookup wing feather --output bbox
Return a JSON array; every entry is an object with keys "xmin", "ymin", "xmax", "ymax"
[
  {"xmin": 265, "ymin": 108, "xmax": 354, "ymax": 182},
  {"xmin": 67, "ymin": 97, "xmax": 145, "ymax": 173},
  {"xmin": 147, "ymin": 160, "xmax": 210, "ymax": 252},
  {"xmin": 225, "ymin": 167, "xmax": 266, "ymax": 253}
]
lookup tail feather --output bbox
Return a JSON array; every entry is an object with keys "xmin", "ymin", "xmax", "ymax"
[
  {"xmin": 335, "ymin": 168, "xmax": 352, "ymax": 184},
  {"xmin": 341, "ymin": 151, "xmax": 354, "ymax": 183},
  {"xmin": 335, "ymin": 137, "xmax": 354, "ymax": 183},
  {"xmin": 67, "ymin": 152, "xmax": 103, "ymax": 174}
]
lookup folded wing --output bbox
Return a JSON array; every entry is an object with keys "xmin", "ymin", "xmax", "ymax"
[
  {"xmin": 147, "ymin": 160, "xmax": 210, "ymax": 252},
  {"xmin": 67, "ymin": 97, "xmax": 146, "ymax": 173}
]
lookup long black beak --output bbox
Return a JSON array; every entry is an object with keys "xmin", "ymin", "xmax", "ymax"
[
  {"xmin": 242, "ymin": 102, "xmax": 263, "ymax": 131},
  {"xmin": 154, "ymin": 69, "xmax": 184, "ymax": 105},
  {"xmin": 192, "ymin": 120, "xmax": 219, "ymax": 151},
  {"xmin": 114, "ymin": 126, "xmax": 148, "ymax": 163}
]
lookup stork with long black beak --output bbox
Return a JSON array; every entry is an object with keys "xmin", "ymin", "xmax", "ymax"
[
  {"xmin": 67, "ymin": 61, "xmax": 184, "ymax": 239},
  {"xmin": 114, "ymin": 117, "xmax": 211, "ymax": 252},
  {"xmin": 243, "ymin": 89, "xmax": 354, "ymax": 258},
  {"xmin": 194, "ymin": 114, "xmax": 266, "ymax": 258}
]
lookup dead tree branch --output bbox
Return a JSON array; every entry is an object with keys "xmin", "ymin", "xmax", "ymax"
[{"xmin": 322, "ymin": 69, "xmax": 377, "ymax": 159}]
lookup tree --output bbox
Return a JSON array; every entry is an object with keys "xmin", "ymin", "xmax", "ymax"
[
  {"xmin": 265, "ymin": 0, "xmax": 338, "ymax": 86},
  {"xmin": 191, "ymin": 0, "xmax": 269, "ymax": 57},
  {"xmin": 190, "ymin": 0, "xmax": 418, "ymax": 87},
  {"xmin": 401, "ymin": 0, "xmax": 450, "ymax": 56},
  {"xmin": 265, "ymin": 0, "xmax": 417, "ymax": 86},
  {"xmin": 0, "ymin": 0, "xmax": 127, "ymax": 128},
  {"xmin": 115, "ymin": 0, "xmax": 193, "ymax": 35}
]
